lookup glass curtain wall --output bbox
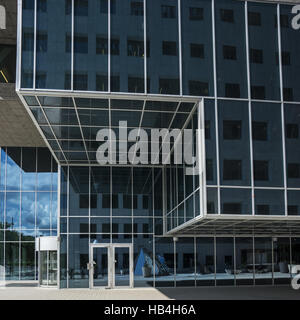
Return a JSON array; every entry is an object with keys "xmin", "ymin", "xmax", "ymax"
[{"xmin": 0, "ymin": 147, "xmax": 57, "ymax": 280}]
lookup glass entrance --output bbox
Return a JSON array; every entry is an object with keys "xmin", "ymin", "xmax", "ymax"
[
  {"xmin": 39, "ymin": 251, "xmax": 57, "ymax": 286},
  {"xmin": 90, "ymin": 244, "xmax": 133, "ymax": 288}
]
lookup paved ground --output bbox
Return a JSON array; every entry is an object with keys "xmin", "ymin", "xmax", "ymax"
[{"xmin": 0, "ymin": 282, "xmax": 299, "ymax": 300}]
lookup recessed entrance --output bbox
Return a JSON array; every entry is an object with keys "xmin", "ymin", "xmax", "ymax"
[{"xmin": 89, "ymin": 244, "xmax": 133, "ymax": 289}]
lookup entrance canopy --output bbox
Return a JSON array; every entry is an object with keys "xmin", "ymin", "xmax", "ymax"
[{"xmin": 18, "ymin": 92, "xmax": 200, "ymax": 165}]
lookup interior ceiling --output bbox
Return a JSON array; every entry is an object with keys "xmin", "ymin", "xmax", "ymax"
[
  {"xmin": 20, "ymin": 93, "xmax": 200, "ymax": 165},
  {"xmin": 167, "ymin": 216, "xmax": 300, "ymax": 236}
]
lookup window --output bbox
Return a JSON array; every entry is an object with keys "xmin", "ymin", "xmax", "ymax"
[
  {"xmin": 96, "ymin": 37, "xmax": 108, "ymax": 55},
  {"xmin": 206, "ymin": 159, "xmax": 213, "ymax": 181},
  {"xmin": 74, "ymin": 35, "xmax": 88, "ymax": 54},
  {"xmin": 123, "ymin": 194, "xmax": 131, "ymax": 209},
  {"xmin": 250, "ymin": 48, "xmax": 263, "ymax": 64},
  {"xmin": 225, "ymin": 83, "xmax": 240, "ymax": 98},
  {"xmin": 288, "ymin": 205, "xmax": 298, "ymax": 216},
  {"xmin": 66, "ymin": 0, "xmax": 88, "ymax": 16},
  {"xmin": 223, "ymin": 203, "xmax": 241, "ymax": 214},
  {"xmin": 159, "ymin": 78, "xmax": 179, "ymax": 95},
  {"xmin": 128, "ymin": 77, "xmax": 144, "ymax": 93},
  {"xmin": 102, "ymin": 194, "xmax": 110, "ymax": 208},
  {"xmin": 79, "ymin": 223, "xmax": 89, "ymax": 238},
  {"xmin": 205, "ymin": 120, "xmax": 211, "ymax": 139},
  {"xmin": 112, "ymin": 194, "xmax": 118, "ymax": 209},
  {"xmin": 223, "ymin": 45, "xmax": 236, "ymax": 60},
  {"xmin": 188, "ymin": 81, "xmax": 209, "ymax": 96},
  {"xmin": 36, "ymin": 33, "xmax": 48, "ymax": 52},
  {"xmin": 189, "ymin": 7, "xmax": 203, "ymax": 21},
  {"xmin": 23, "ymin": 32, "xmax": 34, "ymax": 52},
  {"xmin": 251, "ymin": 86, "xmax": 265, "ymax": 100},
  {"xmin": 143, "ymin": 224, "xmax": 149, "ymax": 238},
  {"xmin": 275, "ymin": 14, "xmax": 289, "ymax": 28},
  {"xmin": 220, "ymin": 9, "xmax": 234, "ymax": 23},
  {"xmin": 128, "ymin": 40, "xmax": 144, "ymax": 57},
  {"xmin": 102, "ymin": 223, "xmax": 110, "ymax": 233},
  {"xmin": 142, "ymin": 195, "xmax": 148, "ymax": 209},
  {"xmin": 248, "ymin": 12, "xmax": 261, "ymax": 26},
  {"xmin": 283, "ymin": 88, "xmax": 293, "ymax": 101},
  {"xmin": 79, "ymin": 194, "xmax": 89, "ymax": 208},
  {"xmin": 223, "ymin": 160, "xmax": 242, "ymax": 180},
  {"xmin": 36, "ymin": 73, "xmax": 46, "ymax": 88},
  {"xmin": 281, "ymin": 51, "xmax": 291, "ymax": 66},
  {"xmin": 252, "ymin": 121, "xmax": 267, "ymax": 141},
  {"xmin": 23, "ymin": 0, "xmax": 34, "ymax": 10},
  {"xmin": 254, "ymin": 160, "xmax": 269, "ymax": 181},
  {"xmin": 100, "ymin": 0, "xmax": 116, "ymax": 14},
  {"xmin": 223, "ymin": 120, "xmax": 241, "ymax": 140},
  {"xmin": 162, "ymin": 41, "xmax": 177, "ymax": 56},
  {"xmin": 190, "ymin": 43, "xmax": 204, "ymax": 58},
  {"xmin": 111, "ymin": 75, "xmax": 120, "ymax": 92},
  {"xmin": 131, "ymin": 2, "xmax": 143, "ymax": 16},
  {"xmin": 207, "ymin": 202, "xmax": 215, "ymax": 214},
  {"xmin": 288, "ymin": 163, "xmax": 300, "ymax": 179},
  {"xmin": 112, "ymin": 223, "xmax": 118, "ymax": 239},
  {"xmin": 256, "ymin": 204, "xmax": 269, "ymax": 215},
  {"xmin": 286, "ymin": 124, "xmax": 298, "ymax": 139},
  {"xmin": 74, "ymin": 74, "xmax": 87, "ymax": 90},
  {"xmin": 37, "ymin": 0, "xmax": 47, "ymax": 12},
  {"xmin": 124, "ymin": 224, "xmax": 132, "ymax": 238},
  {"xmin": 161, "ymin": 5, "xmax": 176, "ymax": 19}
]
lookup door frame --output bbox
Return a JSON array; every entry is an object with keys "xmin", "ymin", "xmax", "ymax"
[{"xmin": 89, "ymin": 243, "xmax": 133, "ymax": 289}]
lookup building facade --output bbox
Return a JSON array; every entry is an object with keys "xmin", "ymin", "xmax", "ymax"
[{"xmin": 1, "ymin": 0, "xmax": 300, "ymax": 288}]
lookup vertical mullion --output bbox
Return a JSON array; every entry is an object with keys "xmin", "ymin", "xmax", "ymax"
[
  {"xmin": 178, "ymin": 0, "xmax": 183, "ymax": 96},
  {"xmin": 66, "ymin": 166, "xmax": 69, "ymax": 288},
  {"xmin": 174, "ymin": 239, "xmax": 176, "ymax": 287},
  {"xmin": 3, "ymin": 149, "xmax": 7, "ymax": 278},
  {"xmin": 245, "ymin": 1, "xmax": 255, "ymax": 216},
  {"xmin": 33, "ymin": 0, "xmax": 37, "ymax": 89},
  {"xmin": 19, "ymin": 148, "xmax": 22, "ymax": 280},
  {"xmin": 57, "ymin": 165, "xmax": 61, "ymax": 288},
  {"xmin": 194, "ymin": 237, "xmax": 196, "ymax": 287},
  {"xmin": 214, "ymin": 236, "xmax": 217, "ymax": 286},
  {"xmin": 271, "ymin": 238, "xmax": 274, "ymax": 285},
  {"xmin": 144, "ymin": 0, "xmax": 147, "ymax": 94},
  {"xmin": 35, "ymin": 147, "xmax": 37, "ymax": 280},
  {"xmin": 253, "ymin": 236, "xmax": 255, "ymax": 285},
  {"xmin": 71, "ymin": 0, "xmax": 74, "ymax": 91},
  {"xmin": 277, "ymin": 4, "xmax": 288, "ymax": 216},
  {"xmin": 211, "ymin": 0, "xmax": 220, "ymax": 214},
  {"xmin": 108, "ymin": 0, "xmax": 111, "ymax": 92},
  {"xmin": 233, "ymin": 236, "xmax": 236, "ymax": 286}
]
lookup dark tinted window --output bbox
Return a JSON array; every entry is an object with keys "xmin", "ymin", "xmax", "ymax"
[
  {"xmin": 131, "ymin": 1, "xmax": 143, "ymax": 16},
  {"xmin": 223, "ymin": 203, "xmax": 241, "ymax": 214},
  {"xmin": 223, "ymin": 160, "xmax": 242, "ymax": 180},
  {"xmin": 288, "ymin": 163, "xmax": 300, "ymax": 179},
  {"xmin": 161, "ymin": 5, "xmax": 176, "ymax": 18},
  {"xmin": 250, "ymin": 48, "xmax": 263, "ymax": 64},
  {"xmin": 220, "ymin": 9, "xmax": 234, "ymax": 23},
  {"xmin": 254, "ymin": 160, "xmax": 269, "ymax": 181},
  {"xmin": 190, "ymin": 43, "xmax": 204, "ymax": 58},
  {"xmin": 189, "ymin": 7, "xmax": 203, "ymax": 21},
  {"xmin": 252, "ymin": 121, "xmax": 268, "ymax": 141},
  {"xmin": 162, "ymin": 41, "xmax": 177, "ymax": 56},
  {"xmin": 225, "ymin": 83, "xmax": 240, "ymax": 98},
  {"xmin": 286, "ymin": 124, "xmax": 298, "ymax": 139},
  {"xmin": 251, "ymin": 86, "xmax": 265, "ymax": 99},
  {"xmin": 248, "ymin": 11, "xmax": 261, "ymax": 26},
  {"xmin": 223, "ymin": 45, "xmax": 236, "ymax": 60},
  {"xmin": 223, "ymin": 120, "xmax": 241, "ymax": 140}
]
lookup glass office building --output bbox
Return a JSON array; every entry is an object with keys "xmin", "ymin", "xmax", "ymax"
[{"xmin": 6, "ymin": 0, "xmax": 300, "ymax": 288}]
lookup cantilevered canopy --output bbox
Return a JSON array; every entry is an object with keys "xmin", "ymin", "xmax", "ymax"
[
  {"xmin": 166, "ymin": 215, "xmax": 300, "ymax": 236},
  {"xmin": 18, "ymin": 92, "xmax": 201, "ymax": 165}
]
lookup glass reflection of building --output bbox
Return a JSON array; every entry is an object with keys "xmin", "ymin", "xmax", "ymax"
[{"xmin": 8, "ymin": 0, "xmax": 300, "ymax": 288}]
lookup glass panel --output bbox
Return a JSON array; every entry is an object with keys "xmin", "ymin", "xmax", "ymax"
[
  {"xmin": 273, "ymin": 238, "xmax": 291, "ymax": 285},
  {"xmin": 40, "ymin": 251, "xmax": 48, "ymax": 285},
  {"xmin": 21, "ymin": 0, "xmax": 34, "ymax": 88},
  {"xmin": 21, "ymin": 192, "xmax": 35, "ymax": 229},
  {"xmin": 68, "ymin": 234, "xmax": 89, "ymax": 288},
  {"xmin": 69, "ymin": 167, "xmax": 89, "ymax": 217},
  {"xmin": 216, "ymin": 237, "xmax": 234, "ymax": 286},
  {"xmin": 291, "ymin": 238, "xmax": 300, "ymax": 276},
  {"xmin": 21, "ymin": 243, "xmax": 35, "ymax": 280},
  {"xmin": 254, "ymin": 237, "xmax": 272, "ymax": 285},
  {"xmin": 37, "ymin": 148, "xmax": 52, "ymax": 191},
  {"xmin": 219, "ymin": 101, "xmax": 251, "ymax": 186},
  {"xmin": 252, "ymin": 102, "xmax": 283, "ymax": 187},
  {"xmin": 182, "ymin": 0, "xmax": 213, "ymax": 96},
  {"xmin": 21, "ymin": 148, "xmax": 36, "ymax": 191},
  {"xmin": 93, "ymin": 247, "xmax": 108, "ymax": 287},
  {"xmin": 176, "ymin": 238, "xmax": 195, "ymax": 287},
  {"xmin": 112, "ymin": 167, "xmax": 132, "ymax": 217},
  {"xmin": 0, "ymin": 148, "xmax": 5, "ymax": 190},
  {"xmin": 221, "ymin": 188, "xmax": 252, "ymax": 215},
  {"xmin": 60, "ymin": 234, "xmax": 67, "ymax": 288},
  {"xmin": 155, "ymin": 237, "xmax": 174, "ymax": 287},
  {"xmin": 254, "ymin": 189, "xmax": 284, "ymax": 216},
  {"xmin": 287, "ymin": 191, "xmax": 300, "ymax": 216},
  {"xmin": 6, "ymin": 192, "xmax": 20, "ymax": 230},
  {"xmin": 248, "ymin": 2, "xmax": 280, "ymax": 100},
  {"xmin": 215, "ymin": 0, "xmax": 247, "ymax": 98},
  {"xmin": 48, "ymin": 251, "xmax": 57, "ymax": 286},
  {"xmin": 5, "ymin": 243, "xmax": 20, "ymax": 280},
  {"xmin": 6, "ymin": 148, "xmax": 21, "ymax": 191},
  {"xmin": 36, "ymin": 192, "xmax": 51, "ymax": 229},
  {"xmin": 133, "ymin": 235, "xmax": 154, "ymax": 287},
  {"xmin": 196, "ymin": 237, "xmax": 215, "ymax": 286},
  {"xmin": 147, "ymin": 0, "xmax": 180, "ymax": 95},
  {"xmin": 36, "ymin": 0, "xmax": 71, "ymax": 89},
  {"xmin": 284, "ymin": 104, "xmax": 300, "ymax": 188},
  {"xmin": 111, "ymin": 0, "xmax": 144, "ymax": 93},
  {"xmin": 280, "ymin": 5, "xmax": 300, "ymax": 102},
  {"xmin": 114, "ymin": 247, "xmax": 130, "ymax": 287},
  {"xmin": 235, "ymin": 237, "xmax": 254, "ymax": 285}
]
